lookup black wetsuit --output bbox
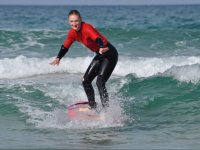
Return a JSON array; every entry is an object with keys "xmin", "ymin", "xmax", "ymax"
[{"xmin": 82, "ymin": 42, "xmax": 118, "ymax": 108}]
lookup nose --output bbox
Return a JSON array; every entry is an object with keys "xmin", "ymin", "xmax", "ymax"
[
  {"xmin": 72, "ymin": 22, "xmax": 77, "ymax": 25},
  {"xmin": 71, "ymin": 22, "xmax": 75, "ymax": 27}
]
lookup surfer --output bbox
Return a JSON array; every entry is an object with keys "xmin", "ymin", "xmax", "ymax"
[{"xmin": 50, "ymin": 10, "xmax": 118, "ymax": 109}]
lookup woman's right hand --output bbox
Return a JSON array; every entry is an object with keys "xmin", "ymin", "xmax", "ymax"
[{"xmin": 50, "ymin": 58, "xmax": 60, "ymax": 66}]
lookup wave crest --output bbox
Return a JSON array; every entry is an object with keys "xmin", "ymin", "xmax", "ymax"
[{"xmin": 1, "ymin": 55, "xmax": 200, "ymax": 84}]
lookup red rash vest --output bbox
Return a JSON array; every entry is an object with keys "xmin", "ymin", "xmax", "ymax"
[{"xmin": 63, "ymin": 22, "xmax": 108, "ymax": 52}]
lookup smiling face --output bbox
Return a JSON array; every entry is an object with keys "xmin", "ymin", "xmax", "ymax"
[{"xmin": 68, "ymin": 14, "xmax": 82, "ymax": 31}]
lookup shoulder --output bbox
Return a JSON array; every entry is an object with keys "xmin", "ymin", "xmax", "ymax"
[{"xmin": 82, "ymin": 22, "xmax": 96, "ymax": 30}]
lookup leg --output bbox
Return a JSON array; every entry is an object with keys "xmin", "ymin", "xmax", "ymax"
[
  {"xmin": 96, "ymin": 57, "xmax": 117, "ymax": 108},
  {"xmin": 82, "ymin": 55, "xmax": 102, "ymax": 108},
  {"xmin": 96, "ymin": 74, "xmax": 109, "ymax": 107}
]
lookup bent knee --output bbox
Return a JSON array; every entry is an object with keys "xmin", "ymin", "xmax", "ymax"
[
  {"xmin": 82, "ymin": 77, "xmax": 91, "ymax": 86},
  {"xmin": 96, "ymin": 76, "xmax": 106, "ymax": 87}
]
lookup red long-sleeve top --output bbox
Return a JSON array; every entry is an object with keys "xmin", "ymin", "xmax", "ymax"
[{"xmin": 63, "ymin": 22, "xmax": 108, "ymax": 52}]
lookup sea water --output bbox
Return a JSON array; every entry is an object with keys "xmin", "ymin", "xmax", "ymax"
[{"xmin": 0, "ymin": 5, "xmax": 200, "ymax": 149}]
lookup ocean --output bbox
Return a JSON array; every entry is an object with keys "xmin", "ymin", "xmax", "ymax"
[{"xmin": 0, "ymin": 5, "xmax": 200, "ymax": 149}]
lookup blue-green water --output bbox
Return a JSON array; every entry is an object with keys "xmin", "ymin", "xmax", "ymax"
[{"xmin": 1, "ymin": 5, "xmax": 200, "ymax": 149}]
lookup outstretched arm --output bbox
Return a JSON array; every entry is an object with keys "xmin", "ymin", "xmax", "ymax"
[
  {"xmin": 50, "ymin": 45, "xmax": 69, "ymax": 66},
  {"xmin": 50, "ymin": 30, "xmax": 75, "ymax": 66}
]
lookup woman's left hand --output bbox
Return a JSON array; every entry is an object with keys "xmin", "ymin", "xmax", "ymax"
[{"xmin": 99, "ymin": 47, "xmax": 109, "ymax": 54}]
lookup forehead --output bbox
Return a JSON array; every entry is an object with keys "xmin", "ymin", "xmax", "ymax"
[{"xmin": 68, "ymin": 14, "xmax": 80, "ymax": 20}]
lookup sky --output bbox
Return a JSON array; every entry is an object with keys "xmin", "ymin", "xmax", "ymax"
[{"xmin": 0, "ymin": 0, "xmax": 200, "ymax": 5}]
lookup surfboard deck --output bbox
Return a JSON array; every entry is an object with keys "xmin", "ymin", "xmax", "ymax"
[{"xmin": 67, "ymin": 101, "xmax": 105, "ymax": 121}]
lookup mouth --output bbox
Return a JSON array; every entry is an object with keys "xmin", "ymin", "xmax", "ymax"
[{"xmin": 73, "ymin": 26, "xmax": 80, "ymax": 31}]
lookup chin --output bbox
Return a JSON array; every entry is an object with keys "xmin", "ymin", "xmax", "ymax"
[{"xmin": 75, "ymin": 28, "xmax": 80, "ymax": 31}]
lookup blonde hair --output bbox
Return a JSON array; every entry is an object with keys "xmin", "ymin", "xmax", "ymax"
[{"xmin": 68, "ymin": 10, "xmax": 82, "ymax": 21}]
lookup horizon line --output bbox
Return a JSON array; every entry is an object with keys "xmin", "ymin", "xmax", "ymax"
[{"xmin": 0, "ymin": 3, "xmax": 200, "ymax": 6}]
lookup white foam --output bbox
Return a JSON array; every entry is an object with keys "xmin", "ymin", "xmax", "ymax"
[
  {"xmin": 9, "ymin": 82, "xmax": 127, "ymax": 129},
  {"xmin": 164, "ymin": 64, "xmax": 200, "ymax": 84},
  {"xmin": 17, "ymin": 99, "xmax": 126, "ymax": 129},
  {"xmin": 1, "ymin": 55, "xmax": 200, "ymax": 83},
  {"xmin": 115, "ymin": 56, "xmax": 200, "ymax": 77},
  {"xmin": 0, "ymin": 55, "xmax": 92, "ymax": 79},
  {"xmin": 39, "ymin": 82, "xmax": 87, "ymax": 105},
  {"xmin": 48, "ymin": 101, "xmax": 126, "ymax": 130}
]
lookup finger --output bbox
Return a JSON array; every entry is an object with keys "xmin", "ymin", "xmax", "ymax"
[{"xmin": 50, "ymin": 61, "xmax": 56, "ymax": 65}]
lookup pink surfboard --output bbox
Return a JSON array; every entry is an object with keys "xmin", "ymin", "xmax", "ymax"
[{"xmin": 67, "ymin": 101, "xmax": 104, "ymax": 121}]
